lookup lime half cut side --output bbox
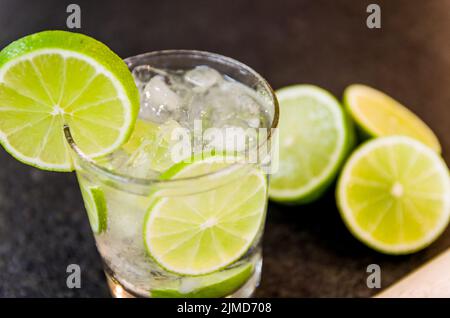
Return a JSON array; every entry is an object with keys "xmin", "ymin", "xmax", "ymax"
[
  {"xmin": 0, "ymin": 31, "xmax": 139, "ymax": 171},
  {"xmin": 344, "ymin": 84, "xmax": 441, "ymax": 153},
  {"xmin": 151, "ymin": 263, "xmax": 254, "ymax": 298},
  {"xmin": 269, "ymin": 85, "xmax": 354, "ymax": 204},
  {"xmin": 144, "ymin": 156, "xmax": 267, "ymax": 275},
  {"xmin": 79, "ymin": 183, "xmax": 107, "ymax": 234},
  {"xmin": 337, "ymin": 136, "xmax": 450, "ymax": 254}
]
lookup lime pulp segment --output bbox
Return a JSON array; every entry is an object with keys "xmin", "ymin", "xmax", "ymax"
[
  {"xmin": 269, "ymin": 84, "xmax": 353, "ymax": 203},
  {"xmin": 0, "ymin": 31, "xmax": 139, "ymax": 171},
  {"xmin": 337, "ymin": 136, "xmax": 450, "ymax": 254},
  {"xmin": 344, "ymin": 84, "xmax": 441, "ymax": 152},
  {"xmin": 144, "ymin": 157, "xmax": 267, "ymax": 275}
]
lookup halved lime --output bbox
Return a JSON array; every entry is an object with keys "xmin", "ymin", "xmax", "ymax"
[
  {"xmin": 79, "ymin": 183, "xmax": 107, "ymax": 233},
  {"xmin": 344, "ymin": 84, "xmax": 441, "ymax": 152},
  {"xmin": 0, "ymin": 30, "xmax": 139, "ymax": 171},
  {"xmin": 337, "ymin": 136, "xmax": 450, "ymax": 254},
  {"xmin": 269, "ymin": 85, "xmax": 354, "ymax": 204},
  {"xmin": 151, "ymin": 263, "xmax": 253, "ymax": 298},
  {"xmin": 144, "ymin": 156, "xmax": 267, "ymax": 275}
]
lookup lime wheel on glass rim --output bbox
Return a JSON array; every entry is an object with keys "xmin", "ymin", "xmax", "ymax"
[{"xmin": 0, "ymin": 30, "xmax": 139, "ymax": 171}]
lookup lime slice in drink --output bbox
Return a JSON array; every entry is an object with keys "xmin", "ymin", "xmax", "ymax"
[
  {"xmin": 269, "ymin": 85, "xmax": 354, "ymax": 204},
  {"xmin": 151, "ymin": 263, "xmax": 253, "ymax": 298},
  {"xmin": 144, "ymin": 156, "xmax": 267, "ymax": 275},
  {"xmin": 344, "ymin": 84, "xmax": 441, "ymax": 153},
  {"xmin": 337, "ymin": 136, "xmax": 450, "ymax": 254},
  {"xmin": 79, "ymin": 183, "xmax": 108, "ymax": 234},
  {"xmin": 0, "ymin": 30, "xmax": 139, "ymax": 171}
]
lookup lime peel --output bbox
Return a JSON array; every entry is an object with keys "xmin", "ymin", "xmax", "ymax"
[{"xmin": 79, "ymin": 183, "xmax": 108, "ymax": 233}]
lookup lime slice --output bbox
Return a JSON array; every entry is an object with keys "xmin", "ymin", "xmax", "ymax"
[
  {"xmin": 0, "ymin": 30, "xmax": 139, "ymax": 171},
  {"xmin": 79, "ymin": 183, "xmax": 107, "ymax": 234},
  {"xmin": 151, "ymin": 263, "xmax": 253, "ymax": 298},
  {"xmin": 337, "ymin": 136, "xmax": 450, "ymax": 254},
  {"xmin": 344, "ymin": 84, "xmax": 441, "ymax": 153},
  {"xmin": 269, "ymin": 85, "xmax": 354, "ymax": 204},
  {"xmin": 144, "ymin": 156, "xmax": 267, "ymax": 275}
]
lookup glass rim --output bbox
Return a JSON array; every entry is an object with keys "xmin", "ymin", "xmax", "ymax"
[{"xmin": 64, "ymin": 49, "xmax": 279, "ymax": 186}]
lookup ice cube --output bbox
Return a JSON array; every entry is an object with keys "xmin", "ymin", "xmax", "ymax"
[
  {"xmin": 184, "ymin": 66, "xmax": 222, "ymax": 92},
  {"xmin": 121, "ymin": 141, "xmax": 162, "ymax": 178},
  {"xmin": 204, "ymin": 126, "xmax": 247, "ymax": 152},
  {"xmin": 195, "ymin": 86, "xmax": 234, "ymax": 129},
  {"xmin": 102, "ymin": 187, "xmax": 148, "ymax": 241},
  {"xmin": 168, "ymin": 72, "xmax": 194, "ymax": 99},
  {"xmin": 235, "ymin": 89, "xmax": 261, "ymax": 116},
  {"xmin": 118, "ymin": 120, "xmax": 188, "ymax": 177},
  {"xmin": 157, "ymin": 119, "xmax": 192, "ymax": 164},
  {"xmin": 156, "ymin": 119, "xmax": 182, "ymax": 142},
  {"xmin": 246, "ymin": 117, "xmax": 261, "ymax": 128},
  {"xmin": 132, "ymin": 65, "xmax": 168, "ymax": 92},
  {"xmin": 140, "ymin": 75, "xmax": 181, "ymax": 123},
  {"xmin": 181, "ymin": 93, "xmax": 213, "ymax": 129},
  {"xmin": 95, "ymin": 149, "xmax": 130, "ymax": 171},
  {"xmin": 204, "ymin": 81, "xmax": 265, "ymax": 130}
]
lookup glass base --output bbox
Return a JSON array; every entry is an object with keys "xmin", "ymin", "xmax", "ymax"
[{"xmin": 106, "ymin": 259, "xmax": 262, "ymax": 298}]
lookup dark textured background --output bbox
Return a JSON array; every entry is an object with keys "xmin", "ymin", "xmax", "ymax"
[{"xmin": 0, "ymin": 0, "xmax": 449, "ymax": 297}]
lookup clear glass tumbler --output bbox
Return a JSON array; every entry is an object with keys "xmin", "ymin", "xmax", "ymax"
[{"xmin": 65, "ymin": 50, "xmax": 279, "ymax": 298}]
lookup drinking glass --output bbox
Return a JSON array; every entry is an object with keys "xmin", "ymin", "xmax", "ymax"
[{"xmin": 65, "ymin": 50, "xmax": 279, "ymax": 298}]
